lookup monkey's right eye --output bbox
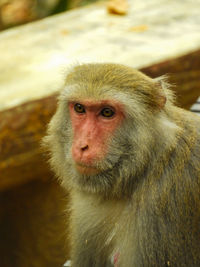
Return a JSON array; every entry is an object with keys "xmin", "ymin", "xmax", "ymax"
[{"xmin": 74, "ymin": 103, "xmax": 86, "ymax": 114}]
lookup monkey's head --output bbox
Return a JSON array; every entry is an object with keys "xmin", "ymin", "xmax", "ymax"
[{"xmin": 44, "ymin": 63, "xmax": 178, "ymax": 199}]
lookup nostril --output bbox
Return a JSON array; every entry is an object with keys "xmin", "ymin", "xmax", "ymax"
[{"xmin": 81, "ymin": 145, "xmax": 89, "ymax": 151}]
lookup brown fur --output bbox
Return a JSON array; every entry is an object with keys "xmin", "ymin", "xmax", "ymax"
[{"xmin": 44, "ymin": 63, "xmax": 200, "ymax": 267}]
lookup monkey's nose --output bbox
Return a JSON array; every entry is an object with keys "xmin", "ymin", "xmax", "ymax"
[{"xmin": 81, "ymin": 145, "xmax": 89, "ymax": 152}]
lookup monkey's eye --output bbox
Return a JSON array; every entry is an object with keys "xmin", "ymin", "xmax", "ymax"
[
  {"xmin": 100, "ymin": 108, "xmax": 115, "ymax": 118},
  {"xmin": 74, "ymin": 103, "xmax": 85, "ymax": 113}
]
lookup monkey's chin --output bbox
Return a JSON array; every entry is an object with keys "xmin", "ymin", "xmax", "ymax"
[{"xmin": 75, "ymin": 163, "xmax": 101, "ymax": 175}]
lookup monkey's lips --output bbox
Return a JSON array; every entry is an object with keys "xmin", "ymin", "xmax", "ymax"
[{"xmin": 75, "ymin": 163, "xmax": 100, "ymax": 175}]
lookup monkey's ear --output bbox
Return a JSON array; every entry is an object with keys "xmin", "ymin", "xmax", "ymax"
[
  {"xmin": 154, "ymin": 79, "xmax": 167, "ymax": 110},
  {"xmin": 156, "ymin": 91, "xmax": 166, "ymax": 110}
]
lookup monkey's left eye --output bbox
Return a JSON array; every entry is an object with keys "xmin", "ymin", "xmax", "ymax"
[
  {"xmin": 74, "ymin": 103, "xmax": 85, "ymax": 113},
  {"xmin": 100, "ymin": 108, "xmax": 115, "ymax": 118}
]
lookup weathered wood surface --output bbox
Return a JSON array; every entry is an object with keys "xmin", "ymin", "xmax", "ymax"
[
  {"xmin": 0, "ymin": 95, "xmax": 57, "ymax": 190},
  {"xmin": 0, "ymin": 0, "xmax": 200, "ymax": 111},
  {"xmin": 0, "ymin": 178, "xmax": 70, "ymax": 267}
]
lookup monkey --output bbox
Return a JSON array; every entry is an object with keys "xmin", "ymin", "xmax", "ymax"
[{"xmin": 43, "ymin": 63, "xmax": 200, "ymax": 267}]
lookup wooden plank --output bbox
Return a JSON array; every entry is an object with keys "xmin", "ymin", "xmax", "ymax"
[
  {"xmin": 0, "ymin": 95, "xmax": 57, "ymax": 190},
  {"xmin": 0, "ymin": 179, "xmax": 69, "ymax": 267},
  {"xmin": 0, "ymin": 0, "xmax": 200, "ymax": 111}
]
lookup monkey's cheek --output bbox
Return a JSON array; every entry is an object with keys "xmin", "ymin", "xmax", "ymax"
[{"xmin": 75, "ymin": 164, "xmax": 101, "ymax": 175}]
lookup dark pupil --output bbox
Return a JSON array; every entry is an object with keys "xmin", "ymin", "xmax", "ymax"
[
  {"xmin": 101, "ymin": 108, "xmax": 114, "ymax": 117},
  {"xmin": 74, "ymin": 103, "xmax": 85, "ymax": 113}
]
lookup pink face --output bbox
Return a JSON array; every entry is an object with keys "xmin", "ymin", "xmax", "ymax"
[{"xmin": 68, "ymin": 100, "xmax": 124, "ymax": 175}]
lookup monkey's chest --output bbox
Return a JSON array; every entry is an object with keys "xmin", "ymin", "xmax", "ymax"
[{"xmin": 93, "ymin": 203, "xmax": 133, "ymax": 261}]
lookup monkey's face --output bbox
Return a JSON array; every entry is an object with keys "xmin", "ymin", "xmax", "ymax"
[
  {"xmin": 68, "ymin": 100, "xmax": 124, "ymax": 175},
  {"xmin": 44, "ymin": 63, "xmax": 175, "ymax": 197}
]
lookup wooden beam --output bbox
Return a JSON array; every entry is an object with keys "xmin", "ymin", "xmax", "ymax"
[
  {"xmin": 1, "ymin": 0, "xmax": 200, "ymax": 112},
  {"xmin": 0, "ymin": 95, "xmax": 57, "ymax": 190}
]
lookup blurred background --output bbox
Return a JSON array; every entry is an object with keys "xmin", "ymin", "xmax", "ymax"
[
  {"xmin": 0, "ymin": 0, "xmax": 200, "ymax": 266},
  {"xmin": 0, "ymin": 0, "xmax": 99, "ymax": 30}
]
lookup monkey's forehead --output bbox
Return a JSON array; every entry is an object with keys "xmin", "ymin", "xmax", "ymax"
[
  {"xmin": 64, "ymin": 63, "xmax": 154, "ymax": 92},
  {"xmin": 60, "ymin": 84, "xmax": 131, "ymax": 103},
  {"xmin": 62, "ymin": 64, "xmax": 158, "ymax": 102}
]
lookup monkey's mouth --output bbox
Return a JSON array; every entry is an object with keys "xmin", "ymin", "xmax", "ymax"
[{"xmin": 75, "ymin": 163, "xmax": 101, "ymax": 175}]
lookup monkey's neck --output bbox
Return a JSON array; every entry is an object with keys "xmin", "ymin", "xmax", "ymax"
[
  {"xmin": 138, "ymin": 108, "xmax": 197, "ymax": 192},
  {"xmin": 113, "ymin": 109, "xmax": 196, "ymax": 201}
]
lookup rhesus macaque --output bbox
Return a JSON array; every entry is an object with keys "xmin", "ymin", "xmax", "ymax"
[{"xmin": 43, "ymin": 63, "xmax": 200, "ymax": 267}]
